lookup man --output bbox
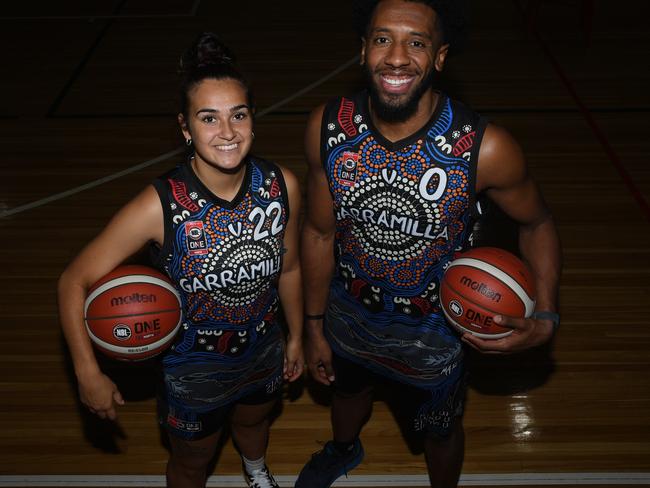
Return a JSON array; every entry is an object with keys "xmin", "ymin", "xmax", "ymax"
[{"xmin": 296, "ymin": 1, "xmax": 561, "ymax": 487}]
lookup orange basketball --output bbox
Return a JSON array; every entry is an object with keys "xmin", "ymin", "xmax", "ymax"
[
  {"xmin": 84, "ymin": 265, "xmax": 182, "ymax": 361},
  {"xmin": 440, "ymin": 247, "xmax": 536, "ymax": 339}
]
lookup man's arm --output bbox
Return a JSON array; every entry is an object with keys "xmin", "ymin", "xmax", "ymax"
[
  {"xmin": 465, "ymin": 124, "xmax": 562, "ymax": 353},
  {"xmin": 301, "ymin": 104, "xmax": 338, "ymax": 384}
]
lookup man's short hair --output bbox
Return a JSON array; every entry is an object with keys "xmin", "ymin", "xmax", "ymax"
[{"xmin": 352, "ymin": 0, "xmax": 468, "ymax": 53}]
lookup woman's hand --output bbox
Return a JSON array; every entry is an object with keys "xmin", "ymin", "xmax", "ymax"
[
  {"xmin": 284, "ymin": 334, "xmax": 305, "ymax": 382},
  {"xmin": 78, "ymin": 370, "xmax": 125, "ymax": 420}
]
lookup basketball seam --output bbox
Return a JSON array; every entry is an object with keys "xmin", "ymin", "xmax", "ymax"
[
  {"xmin": 86, "ymin": 318, "xmax": 183, "ymax": 357},
  {"xmin": 84, "ymin": 274, "xmax": 181, "ymax": 316},
  {"xmin": 446, "ymin": 258, "xmax": 535, "ymax": 316},
  {"xmin": 441, "ymin": 308, "xmax": 513, "ymax": 339},
  {"xmin": 442, "ymin": 280, "xmax": 507, "ymax": 317},
  {"xmin": 84, "ymin": 272, "xmax": 183, "ymax": 359},
  {"xmin": 85, "ymin": 308, "xmax": 181, "ymax": 321},
  {"xmin": 440, "ymin": 282, "xmax": 514, "ymax": 338}
]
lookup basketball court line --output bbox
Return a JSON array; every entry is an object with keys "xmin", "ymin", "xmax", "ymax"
[
  {"xmin": 42, "ymin": 0, "xmax": 200, "ymax": 115},
  {"xmin": 0, "ymin": 14, "xmax": 199, "ymax": 20},
  {"xmin": 0, "ymin": 0, "xmax": 201, "ymax": 20},
  {"xmin": 189, "ymin": 0, "xmax": 202, "ymax": 16},
  {"xmin": 1, "ymin": 473, "xmax": 649, "ymax": 486},
  {"xmin": 0, "ymin": 54, "xmax": 360, "ymax": 220},
  {"xmin": 480, "ymin": 107, "xmax": 650, "ymax": 114},
  {"xmin": 514, "ymin": 0, "xmax": 650, "ymax": 224},
  {"xmin": 46, "ymin": 0, "xmax": 129, "ymax": 117},
  {"xmin": 45, "ymin": 106, "xmax": 650, "ymax": 119}
]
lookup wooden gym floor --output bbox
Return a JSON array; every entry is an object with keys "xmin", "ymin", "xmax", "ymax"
[{"xmin": 0, "ymin": 0, "xmax": 649, "ymax": 486}]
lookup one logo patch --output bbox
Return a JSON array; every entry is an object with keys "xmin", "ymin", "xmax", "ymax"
[
  {"xmin": 167, "ymin": 414, "xmax": 202, "ymax": 433},
  {"xmin": 185, "ymin": 221, "xmax": 208, "ymax": 255},
  {"xmin": 339, "ymin": 152, "xmax": 359, "ymax": 186}
]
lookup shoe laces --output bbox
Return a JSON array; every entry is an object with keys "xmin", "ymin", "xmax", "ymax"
[{"xmin": 246, "ymin": 466, "xmax": 278, "ymax": 488}]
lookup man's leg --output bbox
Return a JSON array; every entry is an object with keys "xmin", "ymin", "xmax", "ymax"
[
  {"xmin": 418, "ymin": 369, "xmax": 467, "ymax": 488},
  {"xmin": 331, "ymin": 385, "xmax": 373, "ymax": 443},
  {"xmin": 330, "ymin": 352, "xmax": 376, "ymax": 442},
  {"xmin": 424, "ymin": 419, "xmax": 465, "ymax": 488},
  {"xmin": 295, "ymin": 355, "xmax": 372, "ymax": 488}
]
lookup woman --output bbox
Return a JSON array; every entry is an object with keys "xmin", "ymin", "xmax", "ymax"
[{"xmin": 58, "ymin": 32, "xmax": 303, "ymax": 488}]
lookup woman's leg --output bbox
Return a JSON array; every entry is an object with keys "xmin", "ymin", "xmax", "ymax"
[
  {"xmin": 230, "ymin": 399, "xmax": 277, "ymax": 460},
  {"xmin": 166, "ymin": 430, "xmax": 221, "ymax": 488}
]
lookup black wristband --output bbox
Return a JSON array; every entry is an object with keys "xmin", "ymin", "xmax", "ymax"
[
  {"xmin": 531, "ymin": 311, "xmax": 560, "ymax": 332},
  {"xmin": 305, "ymin": 314, "xmax": 325, "ymax": 321}
]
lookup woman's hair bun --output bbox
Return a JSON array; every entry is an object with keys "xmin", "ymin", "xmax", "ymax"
[
  {"xmin": 177, "ymin": 32, "xmax": 252, "ymax": 118},
  {"xmin": 179, "ymin": 32, "xmax": 236, "ymax": 74}
]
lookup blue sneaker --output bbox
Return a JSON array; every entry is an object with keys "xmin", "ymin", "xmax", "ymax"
[{"xmin": 294, "ymin": 439, "xmax": 364, "ymax": 488}]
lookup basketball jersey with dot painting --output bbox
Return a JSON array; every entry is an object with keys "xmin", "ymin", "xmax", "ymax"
[
  {"xmin": 322, "ymin": 91, "xmax": 487, "ymax": 388},
  {"xmin": 151, "ymin": 157, "xmax": 287, "ymax": 409}
]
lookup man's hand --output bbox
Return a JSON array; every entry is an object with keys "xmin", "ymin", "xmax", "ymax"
[
  {"xmin": 305, "ymin": 324, "xmax": 335, "ymax": 385},
  {"xmin": 461, "ymin": 314, "xmax": 554, "ymax": 354}
]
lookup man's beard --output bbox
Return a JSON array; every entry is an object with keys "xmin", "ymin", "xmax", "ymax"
[{"xmin": 367, "ymin": 67, "xmax": 436, "ymax": 124}]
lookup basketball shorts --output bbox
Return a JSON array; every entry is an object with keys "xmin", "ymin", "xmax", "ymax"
[
  {"xmin": 332, "ymin": 353, "xmax": 466, "ymax": 438},
  {"xmin": 157, "ymin": 376, "xmax": 282, "ymax": 441}
]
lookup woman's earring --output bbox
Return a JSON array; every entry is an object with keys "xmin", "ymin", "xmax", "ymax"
[
  {"xmin": 251, "ymin": 131, "xmax": 255, "ymax": 139},
  {"xmin": 186, "ymin": 138, "xmax": 193, "ymax": 146}
]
